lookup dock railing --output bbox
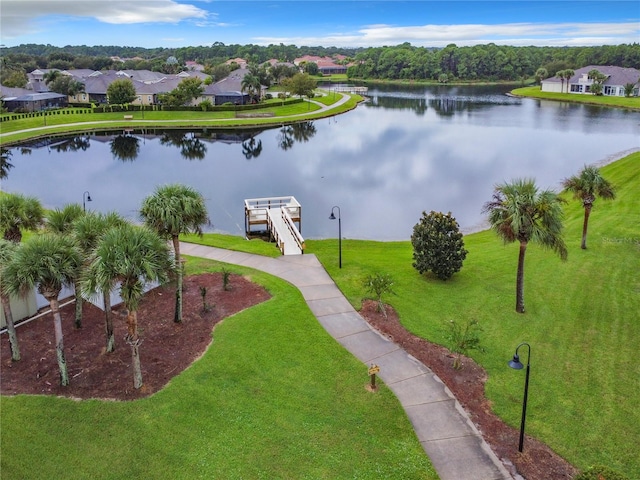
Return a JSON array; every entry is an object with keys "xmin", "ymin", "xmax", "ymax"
[
  {"xmin": 281, "ymin": 208, "xmax": 305, "ymax": 253},
  {"xmin": 245, "ymin": 196, "xmax": 301, "ymax": 234}
]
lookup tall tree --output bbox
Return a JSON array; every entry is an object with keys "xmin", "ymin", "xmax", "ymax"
[
  {"xmin": 562, "ymin": 69, "xmax": 575, "ymax": 93},
  {"xmin": 47, "ymin": 75, "xmax": 85, "ymax": 97},
  {"xmin": 140, "ymin": 184, "xmax": 209, "ymax": 323},
  {"xmin": 534, "ymin": 67, "xmax": 548, "ymax": 85},
  {"xmin": 74, "ymin": 212, "xmax": 127, "ymax": 352},
  {"xmin": 555, "ymin": 70, "xmax": 566, "ymax": 93},
  {"xmin": 82, "ymin": 225, "xmax": 173, "ymax": 389},
  {"xmin": 0, "ymin": 193, "xmax": 44, "ymax": 243},
  {"xmin": 282, "ymin": 73, "xmax": 316, "ymax": 100},
  {"xmin": 241, "ymin": 73, "xmax": 261, "ymax": 102},
  {"xmin": 106, "ymin": 78, "xmax": 137, "ymax": 105},
  {"xmin": 562, "ymin": 165, "xmax": 616, "ymax": 249},
  {"xmin": 483, "ymin": 178, "xmax": 568, "ymax": 313},
  {"xmin": 46, "ymin": 203, "xmax": 85, "ymax": 328},
  {"xmin": 0, "ymin": 239, "xmax": 21, "ymax": 361},
  {"xmin": 3, "ymin": 234, "xmax": 82, "ymax": 385}
]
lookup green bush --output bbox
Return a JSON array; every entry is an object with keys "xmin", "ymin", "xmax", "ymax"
[
  {"xmin": 411, "ymin": 210, "xmax": 468, "ymax": 280},
  {"xmin": 574, "ymin": 465, "xmax": 630, "ymax": 480}
]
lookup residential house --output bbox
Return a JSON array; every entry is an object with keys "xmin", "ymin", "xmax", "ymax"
[
  {"xmin": 197, "ymin": 68, "xmax": 253, "ymax": 105},
  {"xmin": 293, "ymin": 55, "xmax": 350, "ymax": 75},
  {"xmin": 541, "ymin": 65, "xmax": 640, "ymax": 96},
  {"xmin": 1, "ymin": 85, "xmax": 68, "ymax": 112},
  {"xmin": 225, "ymin": 58, "xmax": 248, "ymax": 69}
]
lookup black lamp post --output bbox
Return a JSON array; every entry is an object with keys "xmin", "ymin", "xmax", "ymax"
[
  {"xmin": 83, "ymin": 191, "xmax": 92, "ymax": 212},
  {"xmin": 329, "ymin": 205, "xmax": 342, "ymax": 268},
  {"xmin": 508, "ymin": 342, "xmax": 531, "ymax": 452}
]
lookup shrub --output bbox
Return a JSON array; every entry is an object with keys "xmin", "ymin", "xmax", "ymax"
[
  {"xmin": 411, "ymin": 211, "xmax": 468, "ymax": 280},
  {"xmin": 362, "ymin": 272, "xmax": 396, "ymax": 318},
  {"xmin": 573, "ymin": 465, "xmax": 630, "ymax": 480},
  {"xmin": 222, "ymin": 268, "xmax": 232, "ymax": 291},
  {"xmin": 445, "ymin": 318, "xmax": 484, "ymax": 370}
]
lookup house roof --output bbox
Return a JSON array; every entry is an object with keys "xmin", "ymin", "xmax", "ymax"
[
  {"xmin": 205, "ymin": 68, "xmax": 251, "ymax": 95},
  {"xmin": 542, "ymin": 65, "xmax": 640, "ymax": 86},
  {"xmin": 9, "ymin": 92, "xmax": 67, "ymax": 102}
]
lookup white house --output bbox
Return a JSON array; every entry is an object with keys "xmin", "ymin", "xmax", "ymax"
[{"xmin": 541, "ymin": 65, "xmax": 640, "ymax": 97}]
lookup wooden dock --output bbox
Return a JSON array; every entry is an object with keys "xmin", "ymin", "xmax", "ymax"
[
  {"xmin": 332, "ymin": 86, "xmax": 368, "ymax": 95},
  {"xmin": 244, "ymin": 196, "xmax": 304, "ymax": 255}
]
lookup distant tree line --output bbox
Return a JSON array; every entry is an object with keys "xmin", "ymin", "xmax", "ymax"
[
  {"xmin": 346, "ymin": 42, "xmax": 640, "ymax": 82},
  {"xmin": 1, "ymin": 42, "xmax": 638, "ymax": 87}
]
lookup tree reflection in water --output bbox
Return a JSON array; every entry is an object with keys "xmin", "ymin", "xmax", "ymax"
[
  {"xmin": 241, "ymin": 136, "xmax": 263, "ymax": 160},
  {"xmin": 110, "ymin": 134, "xmax": 140, "ymax": 162}
]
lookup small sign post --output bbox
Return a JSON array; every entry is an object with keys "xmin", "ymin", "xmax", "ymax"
[{"xmin": 367, "ymin": 364, "xmax": 380, "ymax": 392}]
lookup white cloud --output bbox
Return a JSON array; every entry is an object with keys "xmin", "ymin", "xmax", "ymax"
[
  {"xmin": 254, "ymin": 21, "xmax": 640, "ymax": 47},
  {"xmin": 1, "ymin": 0, "xmax": 208, "ymax": 38}
]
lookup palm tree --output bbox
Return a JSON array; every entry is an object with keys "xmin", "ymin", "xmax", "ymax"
[
  {"xmin": 0, "ymin": 239, "xmax": 21, "ymax": 361},
  {"xmin": 0, "ymin": 193, "xmax": 45, "ymax": 243},
  {"xmin": 1, "ymin": 147, "xmax": 14, "ymax": 180},
  {"xmin": 74, "ymin": 211, "xmax": 127, "ymax": 352},
  {"xmin": 46, "ymin": 203, "xmax": 85, "ymax": 328},
  {"xmin": 562, "ymin": 166, "xmax": 616, "ymax": 249},
  {"xmin": 82, "ymin": 225, "xmax": 173, "ymax": 389},
  {"xmin": 562, "ymin": 69, "xmax": 575, "ymax": 93},
  {"xmin": 555, "ymin": 70, "xmax": 567, "ymax": 94},
  {"xmin": 140, "ymin": 184, "xmax": 209, "ymax": 323},
  {"xmin": 483, "ymin": 178, "xmax": 568, "ymax": 313},
  {"xmin": 534, "ymin": 67, "xmax": 548, "ymax": 85},
  {"xmin": 2, "ymin": 234, "xmax": 82, "ymax": 385},
  {"xmin": 241, "ymin": 73, "xmax": 261, "ymax": 103}
]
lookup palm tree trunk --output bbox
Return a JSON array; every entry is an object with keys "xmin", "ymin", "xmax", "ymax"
[
  {"xmin": 74, "ymin": 283, "xmax": 83, "ymax": 328},
  {"xmin": 103, "ymin": 291, "xmax": 115, "ymax": 352},
  {"xmin": 48, "ymin": 297, "xmax": 69, "ymax": 386},
  {"xmin": 581, "ymin": 205, "xmax": 592, "ymax": 250},
  {"xmin": 172, "ymin": 235, "xmax": 182, "ymax": 323},
  {"xmin": 516, "ymin": 242, "xmax": 527, "ymax": 313},
  {"xmin": 1, "ymin": 294, "xmax": 21, "ymax": 361},
  {"xmin": 126, "ymin": 309, "xmax": 143, "ymax": 389}
]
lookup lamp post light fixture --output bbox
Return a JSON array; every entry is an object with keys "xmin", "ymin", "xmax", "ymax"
[
  {"xmin": 83, "ymin": 191, "xmax": 92, "ymax": 212},
  {"xmin": 329, "ymin": 206, "xmax": 342, "ymax": 268},
  {"xmin": 508, "ymin": 342, "xmax": 531, "ymax": 453}
]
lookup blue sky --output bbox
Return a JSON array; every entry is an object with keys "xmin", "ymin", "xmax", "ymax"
[{"xmin": 1, "ymin": 1, "xmax": 639, "ymax": 49}]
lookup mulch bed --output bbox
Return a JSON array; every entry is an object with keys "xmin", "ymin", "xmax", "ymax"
[
  {"xmin": 359, "ymin": 299, "xmax": 578, "ymax": 480},
  {"xmin": 1, "ymin": 274, "xmax": 578, "ymax": 479},
  {"xmin": 0, "ymin": 273, "xmax": 270, "ymax": 401}
]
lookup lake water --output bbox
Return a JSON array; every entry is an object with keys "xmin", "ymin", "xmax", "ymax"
[{"xmin": 3, "ymin": 85, "xmax": 639, "ymax": 240}]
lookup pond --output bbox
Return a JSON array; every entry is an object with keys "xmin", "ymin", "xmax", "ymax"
[{"xmin": 3, "ymin": 85, "xmax": 639, "ymax": 240}]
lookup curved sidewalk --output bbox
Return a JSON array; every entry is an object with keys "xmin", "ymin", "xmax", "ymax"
[{"xmin": 180, "ymin": 242, "xmax": 514, "ymax": 480}]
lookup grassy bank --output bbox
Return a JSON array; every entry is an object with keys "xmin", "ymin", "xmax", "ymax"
[
  {"xmin": 179, "ymin": 153, "xmax": 639, "ymax": 476},
  {"xmin": 511, "ymin": 86, "xmax": 640, "ymax": 110},
  {"xmin": 0, "ymin": 260, "xmax": 436, "ymax": 479},
  {"xmin": 308, "ymin": 153, "xmax": 640, "ymax": 477},
  {"xmin": 0, "ymin": 91, "xmax": 361, "ymax": 146}
]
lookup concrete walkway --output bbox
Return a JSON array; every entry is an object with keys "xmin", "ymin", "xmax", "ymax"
[{"xmin": 180, "ymin": 242, "xmax": 514, "ymax": 480}]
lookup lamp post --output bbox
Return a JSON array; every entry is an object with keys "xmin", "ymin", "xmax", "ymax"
[
  {"xmin": 83, "ymin": 191, "xmax": 92, "ymax": 212},
  {"xmin": 508, "ymin": 342, "xmax": 531, "ymax": 452},
  {"xmin": 329, "ymin": 206, "xmax": 342, "ymax": 268}
]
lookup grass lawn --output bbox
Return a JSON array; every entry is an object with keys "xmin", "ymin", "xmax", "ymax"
[
  {"xmin": 0, "ymin": 260, "xmax": 436, "ymax": 479},
  {"xmin": 178, "ymin": 153, "xmax": 639, "ymax": 477},
  {"xmin": 307, "ymin": 154, "xmax": 640, "ymax": 477},
  {"xmin": 0, "ymin": 93, "xmax": 363, "ymax": 146},
  {"xmin": 511, "ymin": 86, "xmax": 640, "ymax": 110}
]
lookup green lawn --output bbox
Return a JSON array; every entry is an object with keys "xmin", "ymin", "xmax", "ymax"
[
  {"xmin": 179, "ymin": 153, "xmax": 639, "ymax": 477},
  {"xmin": 511, "ymin": 86, "xmax": 640, "ymax": 110},
  {"xmin": 0, "ymin": 260, "xmax": 436, "ymax": 479},
  {"xmin": 0, "ymin": 93, "xmax": 363, "ymax": 146},
  {"xmin": 307, "ymin": 154, "xmax": 640, "ymax": 477}
]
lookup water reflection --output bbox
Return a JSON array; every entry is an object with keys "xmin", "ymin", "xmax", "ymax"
[
  {"xmin": 3, "ymin": 85, "xmax": 639, "ymax": 240},
  {"xmin": 110, "ymin": 134, "xmax": 140, "ymax": 162}
]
